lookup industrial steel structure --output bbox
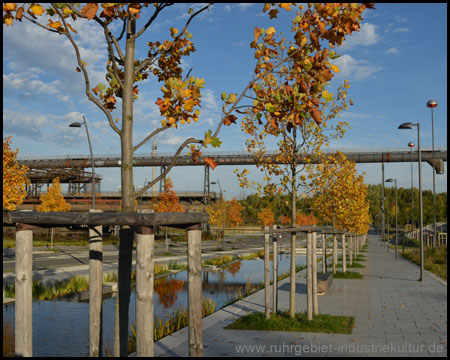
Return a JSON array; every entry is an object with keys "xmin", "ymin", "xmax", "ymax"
[{"xmin": 20, "ymin": 147, "xmax": 446, "ymax": 207}]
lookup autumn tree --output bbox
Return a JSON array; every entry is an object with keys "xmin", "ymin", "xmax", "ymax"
[
  {"xmin": 234, "ymin": 3, "xmax": 374, "ymax": 317},
  {"xmin": 257, "ymin": 208, "xmax": 275, "ymax": 227},
  {"xmin": 3, "ymin": 136, "xmax": 30, "ymax": 211},
  {"xmin": 36, "ymin": 176, "xmax": 71, "ymax": 248},
  {"xmin": 153, "ymin": 177, "xmax": 184, "ymax": 253},
  {"xmin": 309, "ymin": 152, "xmax": 370, "ymax": 235},
  {"xmin": 226, "ymin": 197, "xmax": 244, "ymax": 227},
  {"xmin": 153, "ymin": 177, "xmax": 184, "ymax": 212}
]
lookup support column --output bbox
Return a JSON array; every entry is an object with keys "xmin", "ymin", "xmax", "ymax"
[
  {"xmin": 264, "ymin": 227, "xmax": 271, "ymax": 319},
  {"xmin": 342, "ymin": 234, "xmax": 347, "ymax": 273},
  {"xmin": 307, "ymin": 232, "xmax": 313, "ymax": 321},
  {"xmin": 333, "ymin": 234, "xmax": 337, "ymax": 275},
  {"xmin": 188, "ymin": 225, "xmax": 203, "ymax": 357},
  {"xmin": 312, "ymin": 232, "xmax": 318, "ymax": 316},
  {"xmin": 135, "ymin": 226, "xmax": 154, "ymax": 357},
  {"xmin": 89, "ymin": 209, "xmax": 103, "ymax": 357},
  {"xmin": 272, "ymin": 225, "xmax": 278, "ymax": 314},
  {"xmin": 322, "ymin": 234, "xmax": 326, "ymax": 273},
  {"xmin": 15, "ymin": 226, "xmax": 33, "ymax": 357},
  {"xmin": 118, "ymin": 228, "xmax": 133, "ymax": 357}
]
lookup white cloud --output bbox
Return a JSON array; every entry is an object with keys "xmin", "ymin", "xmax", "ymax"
[
  {"xmin": 393, "ymin": 27, "xmax": 410, "ymax": 33},
  {"xmin": 339, "ymin": 23, "xmax": 380, "ymax": 51},
  {"xmin": 385, "ymin": 47, "xmax": 400, "ymax": 55},
  {"xmin": 332, "ymin": 54, "xmax": 382, "ymax": 81}
]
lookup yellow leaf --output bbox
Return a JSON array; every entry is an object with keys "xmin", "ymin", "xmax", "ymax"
[
  {"xmin": 322, "ymin": 90, "xmax": 333, "ymax": 102},
  {"xmin": 30, "ymin": 4, "xmax": 44, "ymax": 16},
  {"xmin": 279, "ymin": 3, "xmax": 292, "ymax": 11},
  {"xmin": 227, "ymin": 93, "xmax": 237, "ymax": 104},
  {"xmin": 330, "ymin": 65, "xmax": 340, "ymax": 73},
  {"xmin": 265, "ymin": 27, "xmax": 276, "ymax": 37}
]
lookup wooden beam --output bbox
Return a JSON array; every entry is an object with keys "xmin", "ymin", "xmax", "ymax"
[{"xmin": 3, "ymin": 211, "xmax": 209, "ymax": 227}]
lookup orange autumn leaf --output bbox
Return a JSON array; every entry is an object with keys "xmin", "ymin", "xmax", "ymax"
[
  {"xmin": 81, "ymin": 3, "xmax": 98, "ymax": 20},
  {"xmin": 205, "ymin": 157, "xmax": 218, "ymax": 170},
  {"xmin": 223, "ymin": 114, "xmax": 237, "ymax": 126}
]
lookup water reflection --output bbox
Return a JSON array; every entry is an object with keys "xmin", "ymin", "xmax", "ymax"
[
  {"xmin": 154, "ymin": 277, "xmax": 185, "ymax": 308},
  {"xmin": 3, "ymin": 255, "xmax": 306, "ymax": 357}
]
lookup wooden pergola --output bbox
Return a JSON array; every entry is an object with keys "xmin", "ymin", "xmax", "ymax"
[{"xmin": 3, "ymin": 211, "xmax": 209, "ymax": 357}]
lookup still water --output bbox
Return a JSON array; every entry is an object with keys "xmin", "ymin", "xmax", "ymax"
[{"xmin": 3, "ymin": 254, "xmax": 305, "ymax": 357}]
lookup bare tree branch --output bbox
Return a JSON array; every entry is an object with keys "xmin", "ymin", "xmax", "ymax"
[
  {"xmin": 52, "ymin": 5, "xmax": 121, "ymax": 136},
  {"xmin": 132, "ymin": 125, "xmax": 170, "ymax": 153},
  {"xmin": 134, "ymin": 3, "xmax": 212, "ymax": 76},
  {"xmin": 132, "ymin": 137, "xmax": 203, "ymax": 198},
  {"xmin": 21, "ymin": 13, "xmax": 60, "ymax": 33}
]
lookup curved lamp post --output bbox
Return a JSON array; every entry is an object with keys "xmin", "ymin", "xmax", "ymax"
[
  {"xmin": 210, "ymin": 179, "xmax": 225, "ymax": 245},
  {"xmin": 386, "ymin": 178, "xmax": 398, "ymax": 258},
  {"xmin": 427, "ymin": 100, "xmax": 438, "ymax": 246},
  {"xmin": 399, "ymin": 122, "xmax": 424, "ymax": 281},
  {"xmin": 69, "ymin": 115, "xmax": 96, "ymax": 209},
  {"xmin": 408, "ymin": 142, "xmax": 415, "ymax": 235}
]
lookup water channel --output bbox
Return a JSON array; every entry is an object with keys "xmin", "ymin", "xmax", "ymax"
[{"xmin": 3, "ymin": 254, "xmax": 306, "ymax": 357}]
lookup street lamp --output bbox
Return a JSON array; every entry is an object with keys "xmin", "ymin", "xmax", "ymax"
[
  {"xmin": 69, "ymin": 115, "xmax": 96, "ymax": 209},
  {"xmin": 399, "ymin": 122, "xmax": 424, "ymax": 281},
  {"xmin": 210, "ymin": 180, "xmax": 225, "ymax": 246},
  {"xmin": 408, "ymin": 142, "xmax": 415, "ymax": 236},
  {"xmin": 386, "ymin": 178, "xmax": 398, "ymax": 258},
  {"xmin": 427, "ymin": 100, "xmax": 438, "ymax": 246}
]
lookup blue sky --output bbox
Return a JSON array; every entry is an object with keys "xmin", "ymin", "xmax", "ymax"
[{"xmin": 3, "ymin": 3, "xmax": 447, "ymax": 200}]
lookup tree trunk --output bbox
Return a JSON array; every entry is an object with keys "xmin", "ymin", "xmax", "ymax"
[
  {"xmin": 289, "ymin": 127, "xmax": 297, "ymax": 318},
  {"xmin": 118, "ymin": 18, "xmax": 136, "ymax": 358},
  {"xmin": 121, "ymin": 17, "xmax": 136, "ymax": 212}
]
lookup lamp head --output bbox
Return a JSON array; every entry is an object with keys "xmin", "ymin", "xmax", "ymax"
[
  {"xmin": 69, "ymin": 122, "xmax": 82, "ymax": 128},
  {"xmin": 398, "ymin": 122, "xmax": 414, "ymax": 130},
  {"xmin": 426, "ymin": 100, "xmax": 438, "ymax": 108},
  {"xmin": 385, "ymin": 178, "xmax": 394, "ymax": 183}
]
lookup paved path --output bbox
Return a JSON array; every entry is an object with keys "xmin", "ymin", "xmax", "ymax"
[{"xmin": 153, "ymin": 233, "xmax": 447, "ymax": 357}]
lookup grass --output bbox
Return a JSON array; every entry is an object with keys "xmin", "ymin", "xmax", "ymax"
[
  {"xmin": 225, "ymin": 311, "xmax": 354, "ymax": 334},
  {"xmin": 335, "ymin": 262, "xmax": 365, "ymax": 268},
  {"xmin": 202, "ymin": 255, "xmax": 236, "ymax": 267},
  {"xmin": 330, "ymin": 271, "xmax": 363, "ymax": 279},
  {"xmin": 401, "ymin": 245, "xmax": 447, "ymax": 281},
  {"xmin": 104, "ymin": 297, "xmax": 217, "ymax": 356}
]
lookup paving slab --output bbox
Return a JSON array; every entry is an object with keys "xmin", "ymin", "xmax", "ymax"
[{"xmin": 153, "ymin": 233, "xmax": 447, "ymax": 357}]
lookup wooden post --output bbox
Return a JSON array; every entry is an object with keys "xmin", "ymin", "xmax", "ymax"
[
  {"xmin": 272, "ymin": 225, "xmax": 278, "ymax": 314},
  {"xmin": 333, "ymin": 234, "xmax": 337, "ymax": 275},
  {"xmin": 264, "ymin": 227, "xmax": 271, "ymax": 319},
  {"xmin": 15, "ymin": 227, "xmax": 33, "ymax": 357},
  {"xmin": 118, "ymin": 228, "xmax": 133, "ymax": 357},
  {"xmin": 342, "ymin": 234, "xmax": 347, "ymax": 273},
  {"xmin": 89, "ymin": 209, "xmax": 103, "ymax": 357},
  {"xmin": 322, "ymin": 233, "xmax": 326, "ymax": 273},
  {"xmin": 307, "ymin": 232, "xmax": 313, "ymax": 321},
  {"xmin": 135, "ymin": 226, "xmax": 154, "ymax": 357},
  {"xmin": 312, "ymin": 232, "xmax": 318, "ymax": 315},
  {"xmin": 348, "ymin": 235, "xmax": 353, "ymax": 266},
  {"xmin": 289, "ymin": 231, "xmax": 296, "ymax": 318},
  {"xmin": 188, "ymin": 225, "xmax": 203, "ymax": 357}
]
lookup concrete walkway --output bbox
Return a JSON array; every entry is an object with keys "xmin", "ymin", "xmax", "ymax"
[{"xmin": 153, "ymin": 233, "xmax": 447, "ymax": 357}]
